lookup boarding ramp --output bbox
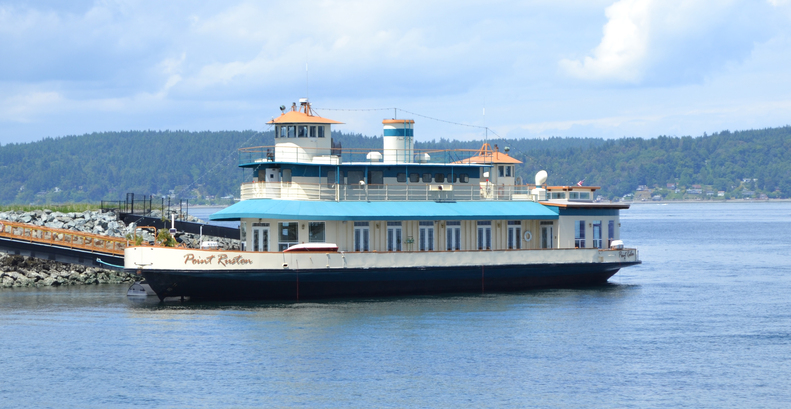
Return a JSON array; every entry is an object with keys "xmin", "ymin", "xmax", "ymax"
[{"xmin": 0, "ymin": 220, "xmax": 125, "ymax": 269}]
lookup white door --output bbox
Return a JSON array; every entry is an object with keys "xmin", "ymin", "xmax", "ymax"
[
  {"xmin": 446, "ymin": 226, "xmax": 461, "ymax": 250},
  {"xmin": 477, "ymin": 226, "xmax": 492, "ymax": 250},
  {"xmin": 541, "ymin": 225, "xmax": 553, "ymax": 249},
  {"xmin": 354, "ymin": 226, "xmax": 370, "ymax": 252},
  {"xmin": 387, "ymin": 226, "xmax": 402, "ymax": 251},
  {"xmin": 419, "ymin": 225, "xmax": 434, "ymax": 251},
  {"xmin": 508, "ymin": 225, "xmax": 521, "ymax": 249},
  {"xmin": 252, "ymin": 226, "xmax": 269, "ymax": 252}
]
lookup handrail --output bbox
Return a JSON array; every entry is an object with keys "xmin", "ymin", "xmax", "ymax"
[
  {"xmin": 238, "ymin": 144, "xmax": 511, "ymax": 166},
  {"xmin": 240, "ymin": 181, "xmax": 537, "ymax": 202},
  {"xmin": 0, "ymin": 220, "xmax": 127, "ymax": 256}
]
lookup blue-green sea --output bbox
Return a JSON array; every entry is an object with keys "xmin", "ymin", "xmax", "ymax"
[{"xmin": 1, "ymin": 202, "xmax": 790, "ymax": 408}]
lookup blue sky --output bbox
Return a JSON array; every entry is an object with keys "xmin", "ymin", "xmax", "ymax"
[{"xmin": 1, "ymin": 0, "xmax": 790, "ymax": 144}]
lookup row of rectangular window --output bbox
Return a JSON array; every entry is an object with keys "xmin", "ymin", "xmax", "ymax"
[
  {"xmin": 396, "ymin": 172, "xmax": 469, "ymax": 183},
  {"xmin": 276, "ymin": 125, "xmax": 325, "ymax": 138},
  {"xmin": 325, "ymin": 170, "xmax": 471, "ymax": 187},
  {"xmin": 574, "ymin": 220, "xmax": 616, "ymax": 248},
  {"xmin": 250, "ymin": 220, "xmax": 549, "ymax": 252},
  {"xmin": 550, "ymin": 192, "xmax": 591, "ymax": 200}
]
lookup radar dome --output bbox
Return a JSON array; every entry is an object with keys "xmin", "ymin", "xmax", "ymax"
[{"xmin": 535, "ymin": 170, "xmax": 548, "ymax": 186}]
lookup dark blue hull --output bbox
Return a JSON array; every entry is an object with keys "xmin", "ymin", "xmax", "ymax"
[{"xmin": 130, "ymin": 261, "xmax": 641, "ymax": 301}]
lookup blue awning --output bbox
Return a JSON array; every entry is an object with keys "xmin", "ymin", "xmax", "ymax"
[{"xmin": 210, "ymin": 200, "xmax": 559, "ymax": 221}]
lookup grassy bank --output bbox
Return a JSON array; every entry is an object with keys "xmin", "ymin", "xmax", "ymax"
[{"xmin": 0, "ymin": 203, "xmax": 101, "ymax": 213}]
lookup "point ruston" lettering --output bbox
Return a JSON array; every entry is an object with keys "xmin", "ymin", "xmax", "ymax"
[{"xmin": 183, "ymin": 253, "xmax": 252, "ymax": 266}]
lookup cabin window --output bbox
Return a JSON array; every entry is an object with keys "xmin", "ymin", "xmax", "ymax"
[
  {"xmin": 551, "ymin": 192, "xmax": 566, "ymax": 199},
  {"xmin": 288, "ymin": 126, "xmax": 296, "ymax": 138},
  {"xmin": 310, "ymin": 126, "xmax": 317, "ymax": 137},
  {"xmin": 422, "ymin": 173, "xmax": 432, "ymax": 183},
  {"xmin": 434, "ymin": 173, "xmax": 445, "ymax": 183},
  {"xmin": 499, "ymin": 166, "xmax": 504, "ymax": 177},
  {"xmin": 579, "ymin": 192, "xmax": 590, "ymax": 199},
  {"xmin": 450, "ymin": 174, "xmax": 458, "ymax": 183},
  {"xmin": 281, "ymin": 168, "xmax": 292, "ymax": 183},
  {"xmin": 318, "ymin": 126, "xmax": 325, "ymax": 138},
  {"xmin": 327, "ymin": 170, "xmax": 336, "ymax": 188},
  {"xmin": 459, "ymin": 173, "xmax": 469, "ymax": 183},
  {"xmin": 309, "ymin": 222, "xmax": 325, "ymax": 243},
  {"xmin": 278, "ymin": 222, "xmax": 298, "ymax": 251},
  {"xmin": 409, "ymin": 173, "xmax": 420, "ymax": 183},
  {"xmin": 507, "ymin": 221, "xmax": 521, "ymax": 250},
  {"xmin": 569, "ymin": 192, "xmax": 580, "ymax": 199},
  {"xmin": 368, "ymin": 170, "xmax": 383, "ymax": 185},
  {"xmin": 506, "ymin": 166, "xmax": 512, "ymax": 177},
  {"xmin": 298, "ymin": 126, "xmax": 308, "ymax": 138},
  {"xmin": 396, "ymin": 173, "xmax": 406, "ymax": 183},
  {"xmin": 279, "ymin": 126, "xmax": 287, "ymax": 138},
  {"xmin": 575, "ymin": 220, "xmax": 585, "ymax": 248},
  {"xmin": 347, "ymin": 170, "xmax": 364, "ymax": 187}
]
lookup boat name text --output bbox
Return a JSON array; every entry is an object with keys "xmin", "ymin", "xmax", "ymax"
[{"xmin": 184, "ymin": 253, "xmax": 253, "ymax": 266}]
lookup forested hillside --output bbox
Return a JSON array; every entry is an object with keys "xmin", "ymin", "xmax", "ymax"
[{"xmin": 0, "ymin": 126, "xmax": 789, "ymax": 204}]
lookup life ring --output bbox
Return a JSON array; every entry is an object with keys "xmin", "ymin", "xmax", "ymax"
[{"xmin": 523, "ymin": 230, "xmax": 532, "ymax": 242}]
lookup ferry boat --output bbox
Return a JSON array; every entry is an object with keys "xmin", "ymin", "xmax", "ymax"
[{"xmin": 124, "ymin": 99, "xmax": 641, "ymax": 301}]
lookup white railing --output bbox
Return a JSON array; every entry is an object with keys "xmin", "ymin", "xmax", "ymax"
[{"xmin": 240, "ymin": 182, "xmax": 536, "ymax": 202}]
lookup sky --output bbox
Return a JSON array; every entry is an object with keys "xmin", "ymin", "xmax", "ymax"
[{"xmin": 1, "ymin": 0, "xmax": 791, "ymax": 145}]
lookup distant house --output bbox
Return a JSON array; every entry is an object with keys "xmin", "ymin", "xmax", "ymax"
[
  {"xmin": 652, "ymin": 195, "xmax": 662, "ymax": 201},
  {"xmin": 718, "ymin": 191, "xmax": 725, "ymax": 197},
  {"xmin": 687, "ymin": 189, "xmax": 702, "ymax": 194},
  {"xmin": 692, "ymin": 184, "xmax": 702, "ymax": 189},
  {"xmin": 759, "ymin": 193, "xmax": 769, "ymax": 200},
  {"xmin": 742, "ymin": 190, "xmax": 754, "ymax": 197},
  {"xmin": 675, "ymin": 189, "xmax": 681, "ymax": 194},
  {"xmin": 636, "ymin": 185, "xmax": 647, "ymax": 191},
  {"xmin": 667, "ymin": 183, "xmax": 676, "ymax": 189},
  {"xmin": 706, "ymin": 191, "xmax": 714, "ymax": 196}
]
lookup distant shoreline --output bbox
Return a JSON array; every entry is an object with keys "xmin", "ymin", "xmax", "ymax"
[{"xmin": 626, "ymin": 198, "xmax": 791, "ymax": 204}]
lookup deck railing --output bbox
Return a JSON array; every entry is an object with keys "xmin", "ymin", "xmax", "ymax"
[
  {"xmin": 239, "ymin": 145, "xmax": 506, "ymax": 166},
  {"xmin": 0, "ymin": 220, "xmax": 127, "ymax": 256},
  {"xmin": 240, "ymin": 182, "xmax": 536, "ymax": 201}
]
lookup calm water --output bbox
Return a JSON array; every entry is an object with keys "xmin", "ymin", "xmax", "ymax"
[{"xmin": 1, "ymin": 202, "xmax": 790, "ymax": 408}]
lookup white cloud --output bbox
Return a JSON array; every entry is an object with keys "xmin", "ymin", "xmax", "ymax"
[
  {"xmin": 560, "ymin": 0, "xmax": 777, "ymax": 85},
  {"xmin": 559, "ymin": 0, "xmax": 651, "ymax": 83},
  {"xmin": 1, "ymin": 0, "xmax": 791, "ymax": 144}
]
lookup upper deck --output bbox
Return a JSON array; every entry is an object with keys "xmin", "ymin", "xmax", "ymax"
[{"xmin": 237, "ymin": 99, "xmax": 611, "ymax": 205}]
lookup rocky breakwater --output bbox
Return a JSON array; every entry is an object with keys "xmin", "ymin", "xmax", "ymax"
[
  {"xmin": 0, "ymin": 209, "xmax": 240, "ymax": 250},
  {"xmin": 0, "ymin": 253, "xmax": 135, "ymax": 288},
  {"xmin": 0, "ymin": 209, "xmax": 127, "ymax": 237}
]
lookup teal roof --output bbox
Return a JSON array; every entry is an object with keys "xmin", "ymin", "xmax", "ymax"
[{"xmin": 210, "ymin": 200, "xmax": 559, "ymax": 221}]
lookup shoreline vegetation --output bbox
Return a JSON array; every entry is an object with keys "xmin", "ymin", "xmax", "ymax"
[{"xmin": 0, "ymin": 126, "xmax": 789, "ymax": 205}]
